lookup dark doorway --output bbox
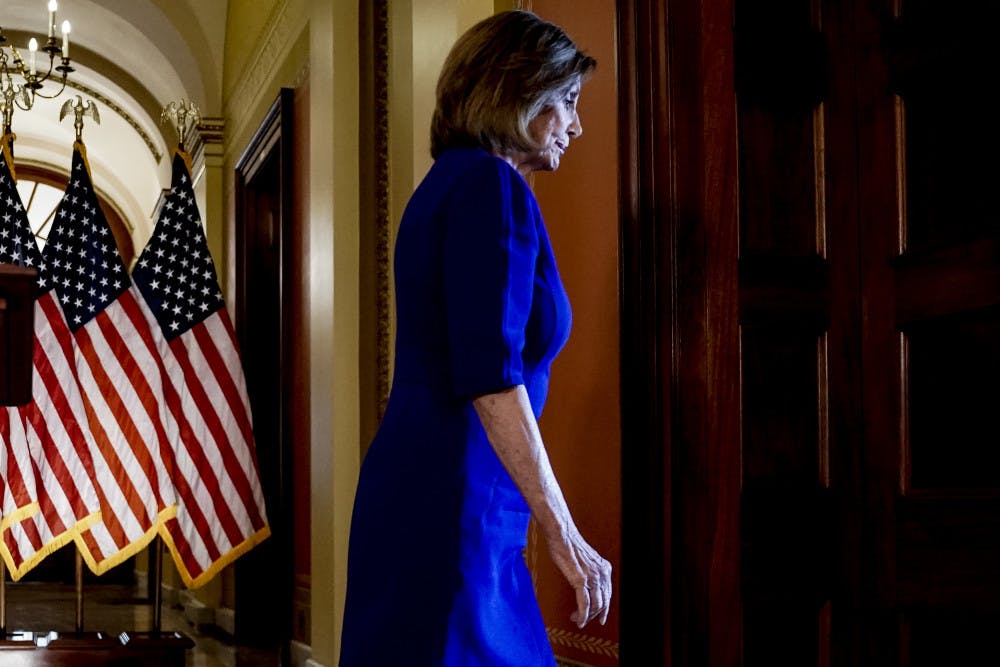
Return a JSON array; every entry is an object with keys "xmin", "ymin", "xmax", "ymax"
[{"xmin": 233, "ymin": 88, "xmax": 295, "ymax": 660}]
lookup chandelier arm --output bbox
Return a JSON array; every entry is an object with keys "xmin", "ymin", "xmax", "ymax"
[
  {"xmin": 25, "ymin": 53, "xmax": 57, "ymax": 87},
  {"xmin": 34, "ymin": 77, "xmax": 68, "ymax": 99}
]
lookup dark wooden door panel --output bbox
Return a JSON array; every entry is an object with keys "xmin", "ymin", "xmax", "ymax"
[
  {"xmin": 894, "ymin": 239, "xmax": 1000, "ymax": 324},
  {"xmin": 859, "ymin": 0, "xmax": 1000, "ymax": 663},
  {"xmin": 903, "ymin": 611, "xmax": 1000, "ymax": 667},
  {"xmin": 735, "ymin": 0, "xmax": 1000, "ymax": 662},
  {"xmin": 890, "ymin": 0, "xmax": 1000, "ymax": 252},
  {"xmin": 735, "ymin": 1, "xmax": 852, "ymax": 664},
  {"xmin": 897, "ymin": 498, "xmax": 1000, "ymax": 607},
  {"xmin": 735, "ymin": 0, "xmax": 826, "ymax": 260},
  {"xmin": 903, "ymin": 307, "xmax": 1000, "ymax": 491},
  {"xmin": 624, "ymin": 0, "xmax": 999, "ymax": 664}
]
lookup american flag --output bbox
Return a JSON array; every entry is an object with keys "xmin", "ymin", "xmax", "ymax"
[
  {"xmin": 41, "ymin": 143, "xmax": 178, "ymax": 575},
  {"xmin": 0, "ymin": 404, "xmax": 37, "ymax": 537},
  {"xmin": 132, "ymin": 151, "xmax": 270, "ymax": 588},
  {"xmin": 0, "ymin": 146, "xmax": 39, "ymax": 539},
  {"xmin": 132, "ymin": 150, "xmax": 269, "ymax": 587},
  {"xmin": 0, "ymin": 141, "xmax": 103, "ymax": 578}
]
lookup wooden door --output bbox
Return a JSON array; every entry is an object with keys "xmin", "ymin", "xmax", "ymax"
[
  {"xmin": 620, "ymin": 0, "xmax": 1000, "ymax": 664},
  {"xmin": 856, "ymin": 1, "xmax": 1000, "ymax": 663},
  {"xmin": 734, "ymin": 0, "xmax": 861, "ymax": 663},
  {"xmin": 234, "ymin": 88, "xmax": 295, "ymax": 657},
  {"xmin": 736, "ymin": 0, "xmax": 1000, "ymax": 664}
]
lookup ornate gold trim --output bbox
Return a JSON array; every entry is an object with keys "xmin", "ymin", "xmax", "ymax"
[
  {"xmin": 547, "ymin": 628, "xmax": 619, "ymax": 659},
  {"xmin": 374, "ymin": 0, "xmax": 391, "ymax": 418},
  {"xmin": 196, "ymin": 116, "xmax": 225, "ymax": 145}
]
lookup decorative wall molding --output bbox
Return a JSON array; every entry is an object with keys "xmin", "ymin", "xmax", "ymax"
[
  {"xmin": 373, "ymin": 0, "xmax": 391, "ymax": 419},
  {"xmin": 225, "ymin": 0, "xmax": 303, "ymax": 144},
  {"xmin": 196, "ymin": 116, "xmax": 226, "ymax": 145},
  {"xmin": 65, "ymin": 79, "xmax": 163, "ymax": 164},
  {"xmin": 190, "ymin": 116, "xmax": 226, "ymax": 173}
]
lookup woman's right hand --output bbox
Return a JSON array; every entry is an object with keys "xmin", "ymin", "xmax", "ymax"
[{"xmin": 544, "ymin": 524, "xmax": 612, "ymax": 628}]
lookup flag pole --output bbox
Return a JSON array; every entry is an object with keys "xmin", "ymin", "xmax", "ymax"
[
  {"xmin": 152, "ymin": 536, "xmax": 163, "ymax": 635},
  {"xmin": 75, "ymin": 550, "xmax": 84, "ymax": 633},
  {"xmin": 0, "ymin": 559, "xmax": 6, "ymax": 635}
]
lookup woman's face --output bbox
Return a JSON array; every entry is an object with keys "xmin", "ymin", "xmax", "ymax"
[{"xmin": 510, "ymin": 82, "xmax": 583, "ymax": 176}]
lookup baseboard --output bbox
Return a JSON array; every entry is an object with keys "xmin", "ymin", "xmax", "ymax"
[
  {"xmin": 215, "ymin": 606, "xmax": 236, "ymax": 636},
  {"xmin": 160, "ymin": 580, "xmax": 180, "ymax": 607},
  {"xmin": 178, "ymin": 589, "xmax": 214, "ymax": 629},
  {"xmin": 290, "ymin": 639, "xmax": 312, "ymax": 666}
]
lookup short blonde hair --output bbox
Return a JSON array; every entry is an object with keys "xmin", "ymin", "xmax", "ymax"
[{"xmin": 430, "ymin": 10, "xmax": 596, "ymax": 160}]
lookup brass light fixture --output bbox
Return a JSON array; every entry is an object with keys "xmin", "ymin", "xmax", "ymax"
[{"xmin": 0, "ymin": 0, "xmax": 74, "ymax": 133}]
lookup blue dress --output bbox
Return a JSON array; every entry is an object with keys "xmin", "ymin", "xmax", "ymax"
[{"xmin": 340, "ymin": 148, "xmax": 572, "ymax": 666}]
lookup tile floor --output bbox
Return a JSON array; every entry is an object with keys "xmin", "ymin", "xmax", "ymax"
[{"xmin": 4, "ymin": 580, "xmax": 281, "ymax": 666}]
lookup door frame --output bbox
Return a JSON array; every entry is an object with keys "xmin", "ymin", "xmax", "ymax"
[
  {"xmin": 618, "ymin": 1, "xmax": 742, "ymax": 664},
  {"xmin": 233, "ymin": 87, "xmax": 296, "ymax": 655}
]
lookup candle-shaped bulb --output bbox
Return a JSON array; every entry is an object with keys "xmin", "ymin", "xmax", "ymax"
[
  {"xmin": 48, "ymin": 1, "xmax": 58, "ymax": 38},
  {"xmin": 61, "ymin": 20, "xmax": 70, "ymax": 57},
  {"xmin": 28, "ymin": 38, "xmax": 38, "ymax": 74}
]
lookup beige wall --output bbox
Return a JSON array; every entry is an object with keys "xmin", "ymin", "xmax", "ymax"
[
  {"xmin": 385, "ymin": 0, "xmax": 493, "ymax": 385},
  {"xmin": 389, "ymin": 0, "xmax": 493, "ymax": 205},
  {"xmin": 305, "ymin": 1, "xmax": 360, "ymax": 665},
  {"xmin": 219, "ymin": 2, "xmax": 361, "ymax": 666}
]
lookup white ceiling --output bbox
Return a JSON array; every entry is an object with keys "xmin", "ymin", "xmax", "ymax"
[{"xmin": 2, "ymin": 0, "xmax": 227, "ymax": 249}]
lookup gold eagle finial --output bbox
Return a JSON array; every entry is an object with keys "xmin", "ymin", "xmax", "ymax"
[
  {"xmin": 161, "ymin": 100, "xmax": 200, "ymax": 151},
  {"xmin": 59, "ymin": 95, "xmax": 100, "ymax": 142}
]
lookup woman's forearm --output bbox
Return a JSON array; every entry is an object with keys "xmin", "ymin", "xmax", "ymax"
[
  {"xmin": 472, "ymin": 383, "xmax": 612, "ymax": 627},
  {"xmin": 472, "ymin": 385, "xmax": 574, "ymax": 539}
]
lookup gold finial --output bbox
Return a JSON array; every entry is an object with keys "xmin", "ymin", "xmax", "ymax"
[
  {"xmin": 1, "ymin": 84, "xmax": 30, "ymax": 136},
  {"xmin": 161, "ymin": 100, "xmax": 200, "ymax": 150},
  {"xmin": 59, "ymin": 95, "xmax": 100, "ymax": 142}
]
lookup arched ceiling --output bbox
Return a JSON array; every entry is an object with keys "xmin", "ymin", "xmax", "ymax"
[{"xmin": 2, "ymin": 0, "xmax": 227, "ymax": 250}]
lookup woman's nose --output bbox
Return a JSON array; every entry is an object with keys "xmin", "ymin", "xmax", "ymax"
[{"xmin": 568, "ymin": 112, "xmax": 582, "ymax": 138}]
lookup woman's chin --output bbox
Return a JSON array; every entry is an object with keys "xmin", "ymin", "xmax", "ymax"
[{"xmin": 540, "ymin": 152, "xmax": 562, "ymax": 172}]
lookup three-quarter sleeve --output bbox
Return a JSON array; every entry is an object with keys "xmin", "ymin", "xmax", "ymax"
[{"xmin": 442, "ymin": 157, "xmax": 539, "ymax": 399}]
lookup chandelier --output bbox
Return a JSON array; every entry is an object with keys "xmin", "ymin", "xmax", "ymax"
[{"xmin": 0, "ymin": 0, "xmax": 73, "ymax": 133}]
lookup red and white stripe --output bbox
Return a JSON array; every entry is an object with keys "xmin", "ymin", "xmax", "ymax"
[
  {"xmin": 1, "ymin": 293, "xmax": 102, "ymax": 577},
  {"xmin": 0, "ymin": 406, "xmax": 37, "ymax": 534},
  {"xmin": 68, "ymin": 287, "xmax": 179, "ymax": 573},
  {"xmin": 140, "ymin": 301, "xmax": 269, "ymax": 587}
]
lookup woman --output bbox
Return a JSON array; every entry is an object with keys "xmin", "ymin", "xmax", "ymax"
[{"xmin": 340, "ymin": 10, "xmax": 612, "ymax": 666}]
